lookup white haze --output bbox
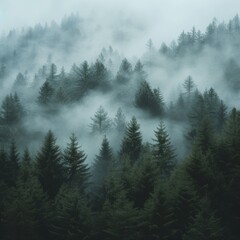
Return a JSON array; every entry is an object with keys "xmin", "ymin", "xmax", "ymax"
[
  {"xmin": 1, "ymin": 0, "xmax": 240, "ymax": 164},
  {"xmin": 2, "ymin": 0, "xmax": 240, "ymax": 57}
]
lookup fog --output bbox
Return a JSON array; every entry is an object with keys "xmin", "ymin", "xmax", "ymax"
[
  {"xmin": 1, "ymin": 0, "xmax": 240, "ymax": 164},
  {"xmin": 2, "ymin": 0, "xmax": 240, "ymax": 56}
]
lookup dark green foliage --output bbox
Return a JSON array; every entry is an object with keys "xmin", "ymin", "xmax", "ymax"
[
  {"xmin": 5, "ymin": 140, "xmax": 20, "ymax": 186},
  {"xmin": 51, "ymin": 186, "xmax": 91, "ymax": 240},
  {"xmin": 152, "ymin": 121, "xmax": 176, "ymax": 177},
  {"xmin": 92, "ymin": 136, "xmax": 113, "ymax": 187},
  {"xmin": 183, "ymin": 199, "xmax": 224, "ymax": 240},
  {"xmin": 135, "ymin": 80, "xmax": 164, "ymax": 116},
  {"xmin": 72, "ymin": 61, "xmax": 92, "ymax": 100},
  {"xmin": 63, "ymin": 133, "xmax": 90, "ymax": 190},
  {"xmin": 0, "ymin": 93, "xmax": 24, "ymax": 125},
  {"xmin": 120, "ymin": 116, "xmax": 142, "ymax": 163},
  {"xmin": 36, "ymin": 130, "xmax": 64, "ymax": 198},
  {"xmin": 38, "ymin": 81, "xmax": 54, "ymax": 105}
]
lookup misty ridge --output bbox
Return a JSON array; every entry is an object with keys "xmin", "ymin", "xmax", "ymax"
[{"xmin": 0, "ymin": 11, "xmax": 240, "ymax": 240}]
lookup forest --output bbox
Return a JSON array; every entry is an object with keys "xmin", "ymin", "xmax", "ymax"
[{"xmin": 0, "ymin": 13, "xmax": 240, "ymax": 239}]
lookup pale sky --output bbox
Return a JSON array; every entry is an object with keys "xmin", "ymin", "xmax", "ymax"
[{"xmin": 1, "ymin": 0, "xmax": 240, "ymax": 47}]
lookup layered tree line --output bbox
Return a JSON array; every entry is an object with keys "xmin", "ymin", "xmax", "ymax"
[
  {"xmin": 0, "ymin": 14, "xmax": 240, "ymax": 240},
  {"xmin": 0, "ymin": 108, "xmax": 240, "ymax": 239}
]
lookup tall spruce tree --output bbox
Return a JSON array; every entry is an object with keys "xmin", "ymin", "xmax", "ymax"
[
  {"xmin": 63, "ymin": 134, "xmax": 90, "ymax": 191},
  {"xmin": 36, "ymin": 130, "xmax": 64, "ymax": 198},
  {"xmin": 120, "ymin": 116, "xmax": 142, "ymax": 163},
  {"xmin": 152, "ymin": 122, "xmax": 176, "ymax": 177}
]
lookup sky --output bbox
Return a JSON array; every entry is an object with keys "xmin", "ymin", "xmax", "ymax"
[{"xmin": 1, "ymin": 0, "xmax": 240, "ymax": 45}]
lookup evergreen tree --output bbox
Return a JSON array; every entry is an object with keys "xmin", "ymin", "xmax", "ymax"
[
  {"xmin": 133, "ymin": 60, "xmax": 147, "ymax": 83},
  {"xmin": 114, "ymin": 107, "xmax": 126, "ymax": 133},
  {"xmin": 152, "ymin": 122, "xmax": 176, "ymax": 177},
  {"xmin": 51, "ymin": 186, "xmax": 91, "ymax": 240},
  {"xmin": 183, "ymin": 75, "xmax": 196, "ymax": 97},
  {"xmin": 90, "ymin": 106, "xmax": 112, "ymax": 134},
  {"xmin": 63, "ymin": 134, "xmax": 90, "ymax": 190},
  {"xmin": 72, "ymin": 61, "xmax": 92, "ymax": 99},
  {"xmin": 5, "ymin": 140, "xmax": 20, "ymax": 186},
  {"xmin": 135, "ymin": 80, "xmax": 164, "ymax": 116},
  {"xmin": 1, "ymin": 93, "xmax": 24, "ymax": 125},
  {"xmin": 38, "ymin": 81, "xmax": 54, "ymax": 105},
  {"xmin": 183, "ymin": 199, "xmax": 223, "ymax": 240},
  {"xmin": 116, "ymin": 58, "xmax": 132, "ymax": 84},
  {"xmin": 120, "ymin": 116, "xmax": 142, "ymax": 163},
  {"xmin": 92, "ymin": 136, "xmax": 113, "ymax": 188},
  {"xmin": 36, "ymin": 130, "xmax": 64, "ymax": 198}
]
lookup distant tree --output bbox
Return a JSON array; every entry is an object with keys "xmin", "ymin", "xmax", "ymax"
[
  {"xmin": 91, "ymin": 60, "xmax": 110, "ymax": 91},
  {"xmin": 152, "ymin": 122, "xmax": 176, "ymax": 177},
  {"xmin": 1, "ymin": 93, "xmax": 24, "ymax": 125},
  {"xmin": 114, "ymin": 107, "xmax": 126, "ymax": 133},
  {"xmin": 135, "ymin": 80, "xmax": 164, "ymax": 116},
  {"xmin": 120, "ymin": 116, "xmax": 142, "ymax": 163},
  {"xmin": 19, "ymin": 148, "xmax": 32, "ymax": 183},
  {"xmin": 63, "ymin": 134, "xmax": 90, "ymax": 190},
  {"xmin": 47, "ymin": 63, "xmax": 57, "ymax": 83},
  {"xmin": 38, "ymin": 81, "xmax": 54, "ymax": 105},
  {"xmin": 36, "ymin": 130, "xmax": 64, "ymax": 198},
  {"xmin": 54, "ymin": 87, "xmax": 68, "ymax": 104},
  {"xmin": 90, "ymin": 106, "xmax": 112, "ymax": 134},
  {"xmin": 116, "ymin": 58, "xmax": 132, "ymax": 84},
  {"xmin": 133, "ymin": 60, "xmax": 147, "ymax": 83},
  {"xmin": 183, "ymin": 76, "xmax": 196, "ymax": 97},
  {"xmin": 72, "ymin": 61, "xmax": 92, "ymax": 99},
  {"xmin": 13, "ymin": 73, "xmax": 27, "ymax": 89}
]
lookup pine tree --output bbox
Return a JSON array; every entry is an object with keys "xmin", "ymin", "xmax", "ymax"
[
  {"xmin": 183, "ymin": 199, "xmax": 223, "ymax": 240},
  {"xmin": 51, "ymin": 186, "xmax": 91, "ymax": 240},
  {"xmin": 133, "ymin": 60, "xmax": 147, "ymax": 83},
  {"xmin": 90, "ymin": 106, "xmax": 112, "ymax": 134},
  {"xmin": 1, "ymin": 93, "xmax": 24, "ymax": 125},
  {"xmin": 120, "ymin": 116, "xmax": 142, "ymax": 163},
  {"xmin": 92, "ymin": 136, "xmax": 113, "ymax": 187},
  {"xmin": 19, "ymin": 148, "xmax": 32, "ymax": 183},
  {"xmin": 114, "ymin": 107, "xmax": 126, "ymax": 133},
  {"xmin": 152, "ymin": 122, "xmax": 176, "ymax": 177},
  {"xmin": 38, "ymin": 81, "xmax": 54, "ymax": 105},
  {"xmin": 63, "ymin": 134, "xmax": 90, "ymax": 191},
  {"xmin": 36, "ymin": 130, "xmax": 64, "ymax": 198},
  {"xmin": 116, "ymin": 58, "xmax": 132, "ymax": 84},
  {"xmin": 6, "ymin": 140, "xmax": 20, "ymax": 186},
  {"xmin": 183, "ymin": 76, "xmax": 196, "ymax": 98}
]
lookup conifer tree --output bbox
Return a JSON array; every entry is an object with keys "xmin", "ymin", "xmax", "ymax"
[
  {"xmin": 38, "ymin": 81, "xmax": 54, "ymax": 105},
  {"xmin": 152, "ymin": 122, "xmax": 176, "ymax": 177},
  {"xmin": 90, "ymin": 106, "xmax": 112, "ymax": 134},
  {"xmin": 92, "ymin": 136, "xmax": 113, "ymax": 187},
  {"xmin": 120, "ymin": 116, "xmax": 142, "ymax": 163},
  {"xmin": 63, "ymin": 133, "xmax": 90, "ymax": 190},
  {"xmin": 116, "ymin": 58, "xmax": 132, "ymax": 84},
  {"xmin": 114, "ymin": 107, "xmax": 126, "ymax": 133},
  {"xmin": 36, "ymin": 130, "xmax": 64, "ymax": 198},
  {"xmin": 51, "ymin": 186, "xmax": 91, "ymax": 240}
]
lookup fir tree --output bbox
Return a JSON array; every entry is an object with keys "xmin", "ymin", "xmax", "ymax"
[
  {"xmin": 120, "ymin": 116, "xmax": 142, "ymax": 163},
  {"xmin": 90, "ymin": 106, "xmax": 112, "ymax": 134},
  {"xmin": 152, "ymin": 122, "xmax": 176, "ymax": 177},
  {"xmin": 36, "ymin": 130, "xmax": 64, "ymax": 198},
  {"xmin": 63, "ymin": 133, "xmax": 90, "ymax": 190},
  {"xmin": 38, "ymin": 81, "xmax": 54, "ymax": 105}
]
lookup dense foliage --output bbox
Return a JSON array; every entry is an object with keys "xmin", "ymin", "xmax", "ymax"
[{"xmin": 0, "ymin": 14, "xmax": 240, "ymax": 239}]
